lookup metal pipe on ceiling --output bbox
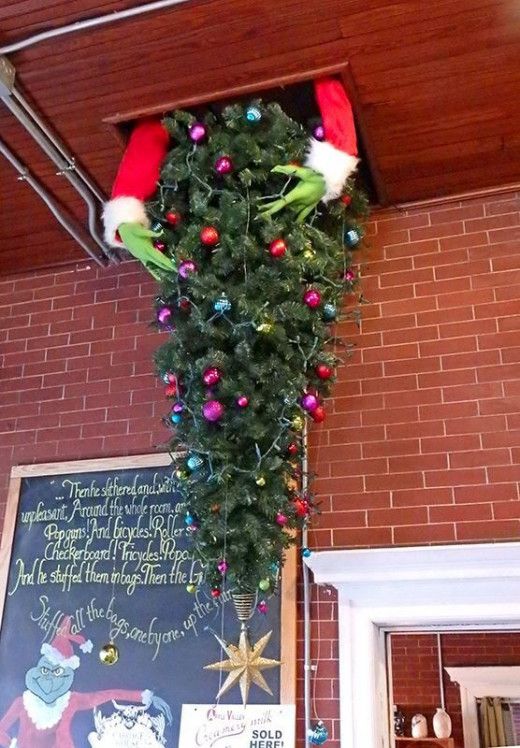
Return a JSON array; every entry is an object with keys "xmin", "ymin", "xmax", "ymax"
[
  {"xmin": 0, "ymin": 0, "xmax": 190, "ymax": 56},
  {"xmin": 11, "ymin": 86, "xmax": 106, "ymax": 204},
  {"xmin": 0, "ymin": 137, "xmax": 107, "ymax": 267},
  {"xmin": 1, "ymin": 92, "xmax": 113, "ymax": 259}
]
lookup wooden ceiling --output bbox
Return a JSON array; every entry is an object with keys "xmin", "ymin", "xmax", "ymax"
[{"xmin": 1, "ymin": 0, "xmax": 519, "ymax": 276}]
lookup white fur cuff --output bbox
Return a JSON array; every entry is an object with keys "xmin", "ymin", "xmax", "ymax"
[
  {"xmin": 102, "ymin": 196, "xmax": 150, "ymax": 247},
  {"xmin": 304, "ymin": 139, "xmax": 359, "ymax": 202}
]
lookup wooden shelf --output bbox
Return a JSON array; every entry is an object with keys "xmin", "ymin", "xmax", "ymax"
[{"xmin": 395, "ymin": 739, "xmax": 455, "ymax": 748}]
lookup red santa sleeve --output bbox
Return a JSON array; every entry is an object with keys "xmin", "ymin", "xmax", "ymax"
[
  {"xmin": 102, "ymin": 119, "xmax": 170, "ymax": 247},
  {"xmin": 0, "ymin": 697, "xmax": 23, "ymax": 746},
  {"xmin": 70, "ymin": 688, "xmax": 147, "ymax": 712}
]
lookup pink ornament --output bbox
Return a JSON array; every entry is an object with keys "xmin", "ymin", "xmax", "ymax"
[
  {"xmin": 215, "ymin": 156, "xmax": 233, "ymax": 175},
  {"xmin": 154, "ymin": 240, "xmax": 166, "ymax": 251},
  {"xmin": 313, "ymin": 124, "xmax": 325, "ymax": 141},
  {"xmin": 257, "ymin": 600, "xmax": 269, "ymax": 615},
  {"xmin": 303, "ymin": 289, "xmax": 321, "ymax": 308},
  {"xmin": 276, "ymin": 512, "xmax": 288, "ymax": 526},
  {"xmin": 236, "ymin": 395, "xmax": 249, "ymax": 408},
  {"xmin": 301, "ymin": 393, "xmax": 319, "ymax": 412},
  {"xmin": 189, "ymin": 122, "xmax": 207, "ymax": 143},
  {"xmin": 172, "ymin": 402, "xmax": 184, "ymax": 414},
  {"xmin": 203, "ymin": 367, "xmax": 222, "ymax": 386},
  {"xmin": 202, "ymin": 400, "xmax": 225, "ymax": 422},
  {"xmin": 217, "ymin": 559, "xmax": 228, "ymax": 575},
  {"xmin": 157, "ymin": 307, "xmax": 172, "ymax": 324},
  {"xmin": 344, "ymin": 268, "xmax": 356, "ymax": 281},
  {"xmin": 178, "ymin": 260, "xmax": 197, "ymax": 279}
]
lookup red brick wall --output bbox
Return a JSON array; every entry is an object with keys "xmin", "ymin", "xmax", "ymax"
[
  {"xmin": 391, "ymin": 632, "xmax": 520, "ymax": 747},
  {"xmin": 1, "ymin": 192, "xmax": 519, "ymax": 746}
]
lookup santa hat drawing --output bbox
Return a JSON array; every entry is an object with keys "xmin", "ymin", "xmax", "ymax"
[
  {"xmin": 102, "ymin": 77, "xmax": 358, "ymax": 246},
  {"xmin": 40, "ymin": 616, "xmax": 93, "ymax": 671}
]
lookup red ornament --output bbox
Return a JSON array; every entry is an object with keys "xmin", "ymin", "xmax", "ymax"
[
  {"xmin": 315, "ymin": 363, "xmax": 333, "ymax": 380},
  {"xmin": 312, "ymin": 406, "xmax": 326, "ymax": 423},
  {"xmin": 303, "ymin": 289, "xmax": 322, "ymax": 309},
  {"xmin": 269, "ymin": 238, "xmax": 287, "ymax": 258},
  {"xmin": 203, "ymin": 367, "xmax": 222, "ymax": 386},
  {"xmin": 178, "ymin": 297, "xmax": 191, "ymax": 311},
  {"xmin": 287, "ymin": 442, "xmax": 299, "ymax": 456},
  {"xmin": 165, "ymin": 210, "xmax": 181, "ymax": 226},
  {"xmin": 294, "ymin": 497, "xmax": 310, "ymax": 517},
  {"xmin": 341, "ymin": 194, "xmax": 352, "ymax": 206},
  {"xmin": 200, "ymin": 226, "xmax": 220, "ymax": 246},
  {"xmin": 211, "ymin": 588, "xmax": 221, "ymax": 598},
  {"xmin": 165, "ymin": 383, "xmax": 177, "ymax": 398}
]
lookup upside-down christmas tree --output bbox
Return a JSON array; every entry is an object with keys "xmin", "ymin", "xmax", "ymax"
[{"xmin": 103, "ymin": 78, "xmax": 367, "ymax": 699}]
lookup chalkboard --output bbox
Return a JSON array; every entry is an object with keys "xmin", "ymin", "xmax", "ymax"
[{"xmin": 0, "ymin": 455, "xmax": 296, "ymax": 747}]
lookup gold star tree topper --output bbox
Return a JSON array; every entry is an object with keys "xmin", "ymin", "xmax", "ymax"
[{"xmin": 204, "ymin": 629, "xmax": 281, "ymax": 705}]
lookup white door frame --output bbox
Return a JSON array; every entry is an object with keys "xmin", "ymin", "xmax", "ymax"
[
  {"xmin": 446, "ymin": 666, "xmax": 520, "ymax": 748},
  {"xmin": 305, "ymin": 542, "xmax": 520, "ymax": 748}
]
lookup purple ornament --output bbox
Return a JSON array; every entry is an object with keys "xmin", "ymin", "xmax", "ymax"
[
  {"xmin": 172, "ymin": 402, "xmax": 184, "ymax": 414},
  {"xmin": 215, "ymin": 156, "xmax": 233, "ymax": 175},
  {"xmin": 257, "ymin": 600, "xmax": 269, "ymax": 615},
  {"xmin": 188, "ymin": 121, "xmax": 207, "ymax": 143},
  {"xmin": 303, "ymin": 289, "xmax": 322, "ymax": 308},
  {"xmin": 157, "ymin": 307, "xmax": 172, "ymax": 324},
  {"xmin": 236, "ymin": 395, "xmax": 249, "ymax": 408},
  {"xmin": 178, "ymin": 260, "xmax": 197, "ymax": 279},
  {"xmin": 313, "ymin": 123, "xmax": 325, "ymax": 141},
  {"xmin": 217, "ymin": 559, "xmax": 228, "ymax": 575},
  {"xmin": 276, "ymin": 512, "xmax": 288, "ymax": 526},
  {"xmin": 301, "ymin": 393, "xmax": 319, "ymax": 413},
  {"xmin": 202, "ymin": 400, "xmax": 225, "ymax": 422}
]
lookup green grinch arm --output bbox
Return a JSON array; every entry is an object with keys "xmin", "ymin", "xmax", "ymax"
[
  {"xmin": 118, "ymin": 223, "xmax": 175, "ymax": 279},
  {"xmin": 258, "ymin": 165, "xmax": 326, "ymax": 222}
]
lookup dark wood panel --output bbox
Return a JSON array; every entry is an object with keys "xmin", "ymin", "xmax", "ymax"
[{"xmin": 0, "ymin": 0, "xmax": 519, "ymax": 274}]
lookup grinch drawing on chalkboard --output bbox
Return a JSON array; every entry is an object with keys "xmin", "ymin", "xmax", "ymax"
[{"xmin": 0, "ymin": 617, "xmax": 172, "ymax": 748}]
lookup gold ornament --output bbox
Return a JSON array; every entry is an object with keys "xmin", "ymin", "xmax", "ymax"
[
  {"xmin": 99, "ymin": 642, "xmax": 119, "ymax": 666},
  {"xmin": 205, "ymin": 629, "xmax": 281, "ymax": 705},
  {"xmin": 303, "ymin": 249, "xmax": 316, "ymax": 261},
  {"xmin": 186, "ymin": 583, "xmax": 197, "ymax": 593},
  {"xmin": 286, "ymin": 477, "xmax": 299, "ymax": 492},
  {"xmin": 256, "ymin": 321, "xmax": 274, "ymax": 334},
  {"xmin": 291, "ymin": 415, "xmax": 304, "ymax": 431},
  {"xmin": 255, "ymin": 476, "xmax": 266, "ymax": 487}
]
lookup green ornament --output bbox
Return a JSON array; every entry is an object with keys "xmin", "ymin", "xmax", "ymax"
[{"xmin": 258, "ymin": 578, "xmax": 270, "ymax": 592}]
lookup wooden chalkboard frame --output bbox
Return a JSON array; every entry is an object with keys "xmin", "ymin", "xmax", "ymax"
[{"xmin": 0, "ymin": 453, "xmax": 297, "ymax": 704}]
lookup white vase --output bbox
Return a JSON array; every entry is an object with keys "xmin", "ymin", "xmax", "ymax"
[
  {"xmin": 433, "ymin": 707, "xmax": 452, "ymax": 739},
  {"xmin": 411, "ymin": 713, "xmax": 428, "ymax": 738}
]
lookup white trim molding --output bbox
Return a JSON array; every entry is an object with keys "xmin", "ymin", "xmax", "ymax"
[
  {"xmin": 305, "ymin": 542, "xmax": 520, "ymax": 748},
  {"xmin": 446, "ymin": 666, "xmax": 520, "ymax": 748}
]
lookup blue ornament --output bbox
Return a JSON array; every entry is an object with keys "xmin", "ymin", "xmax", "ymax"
[
  {"xmin": 308, "ymin": 721, "xmax": 329, "ymax": 745},
  {"xmin": 344, "ymin": 228, "xmax": 361, "ymax": 247},
  {"xmin": 185, "ymin": 513, "xmax": 194, "ymax": 526},
  {"xmin": 187, "ymin": 454, "xmax": 204, "ymax": 471},
  {"xmin": 302, "ymin": 547, "xmax": 312, "ymax": 558},
  {"xmin": 170, "ymin": 413, "xmax": 182, "ymax": 424},
  {"xmin": 213, "ymin": 294, "xmax": 232, "ymax": 313},
  {"xmin": 245, "ymin": 105, "xmax": 262, "ymax": 123},
  {"xmin": 323, "ymin": 303, "xmax": 337, "ymax": 321},
  {"xmin": 270, "ymin": 562, "xmax": 280, "ymax": 574}
]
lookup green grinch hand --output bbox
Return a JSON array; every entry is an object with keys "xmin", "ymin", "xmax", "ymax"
[
  {"xmin": 258, "ymin": 165, "xmax": 326, "ymax": 222},
  {"xmin": 118, "ymin": 222, "xmax": 175, "ymax": 280}
]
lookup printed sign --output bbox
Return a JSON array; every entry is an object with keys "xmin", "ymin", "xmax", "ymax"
[{"xmin": 179, "ymin": 704, "xmax": 295, "ymax": 748}]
